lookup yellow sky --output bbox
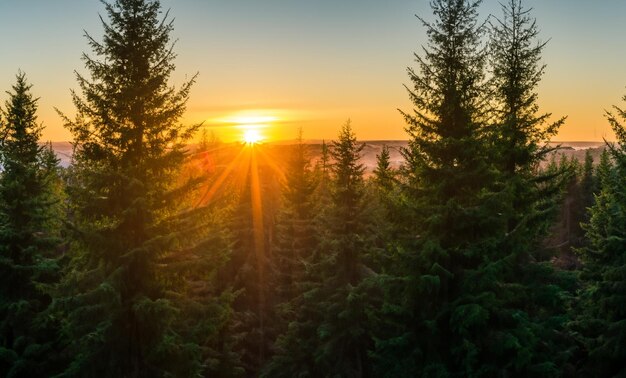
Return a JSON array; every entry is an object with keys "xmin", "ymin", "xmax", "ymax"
[{"xmin": 2, "ymin": 0, "xmax": 626, "ymax": 143}]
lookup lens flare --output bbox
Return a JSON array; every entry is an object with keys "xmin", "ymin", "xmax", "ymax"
[{"xmin": 243, "ymin": 128, "xmax": 263, "ymax": 144}]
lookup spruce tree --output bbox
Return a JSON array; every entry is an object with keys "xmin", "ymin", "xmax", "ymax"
[
  {"xmin": 368, "ymin": 145, "xmax": 401, "ymax": 270},
  {"xmin": 52, "ymin": 1, "xmax": 231, "ymax": 376},
  {"xmin": 264, "ymin": 121, "xmax": 376, "ymax": 377},
  {"xmin": 218, "ymin": 143, "xmax": 283, "ymax": 375},
  {"xmin": 312, "ymin": 140, "xmax": 331, "ymax": 201},
  {"xmin": 0, "ymin": 73, "xmax": 62, "ymax": 377},
  {"xmin": 373, "ymin": 0, "xmax": 572, "ymax": 375},
  {"xmin": 225, "ymin": 177, "xmax": 266, "ymax": 375},
  {"xmin": 486, "ymin": 1, "xmax": 574, "ymax": 372},
  {"xmin": 272, "ymin": 132, "xmax": 316, "ymax": 309},
  {"xmin": 581, "ymin": 149, "xmax": 596, "ymax": 211},
  {"xmin": 490, "ymin": 0, "xmax": 567, "ymax": 238},
  {"xmin": 375, "ymin": 0, "xmax": 499, "ymax": 374},
  {"xmin": 373, "ymin": 145, "xmax": 394, "ymax": 190},
  {"xmin": 573, "ymin": 95, "xmax": 626, "ymax": 376}
]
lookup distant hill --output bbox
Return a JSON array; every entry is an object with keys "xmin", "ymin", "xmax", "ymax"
[{"xmin": 48, "ymin": 140, "xmax": 608, "ymax": 170}]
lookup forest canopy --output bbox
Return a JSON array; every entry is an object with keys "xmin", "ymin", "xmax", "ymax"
[{"xmin": 0, "ymin": 0, "xmax": 624, "ymax": 377}]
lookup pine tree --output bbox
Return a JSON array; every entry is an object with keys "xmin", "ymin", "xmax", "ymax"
[
  {"xmin": 485, "ymin": 2, "xmax": 575, "ymax": 372},
  {"xmin": 52, "ymin": 1, "xmax": 231, "ymax": 376},
  {"xmin": 373, "ymin": 145, "xmax": 394, "ymax": 190},
  {"xmin": 573, "ymin": 96, "xmax": 626, "ymax": 376},
  {"xmin": 399, "ymin": 0, "xmax": 495, "ymax": 248},
  {"xmin": 374, "ymin": 0, "xmax": 499, "ymax": 374},
  {"xmin": 272, "ymin": 132, "xmax": 316, "ymax": 309},
  {"xmin": 217, "ymin": 143, "xmax": 283, "ymax": 375},
  {"xmin": 367, "ymin": 145, "xmax": 402, "ymax": 271},
  {"xmin": 490, "ymin": 0, "xmax": 567, "ymax": 239},
  {"xmin": 312, "ymin": 139, "xmax": 331, "ymax": 201},
  {"xmin": 581, "ymin": 149, "xmax": 596, "ymax": 210},
  {"xmin": 0, "ymin": 73, "xmax": 62, "ymax": 377},
  {"xmin": 580, "ymin": 150, "xmax": 614, "ymax": 261},
  {"xmin": 225, "ymin": 178, "xmax": 266, "ymax": 375},
  {"xmin": 264, "ymin": 121, "xmax": 376, "ymax": 377},
  {"xmin": 372, "ymin": 0, "xmax": 573, "ymax": 375}
]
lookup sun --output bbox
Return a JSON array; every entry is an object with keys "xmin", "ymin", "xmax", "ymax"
[{"xmin": 243, "ymin": 128, "xmax": 263, "ymax": 144}]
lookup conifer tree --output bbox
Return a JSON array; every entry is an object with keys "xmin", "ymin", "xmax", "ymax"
[
  {"xmin": 373, "ymin": 145, "xmax": 394, "ymax": 190},
  {"xmin": 490, "ymin": 0, "xmax": 567, "ymax": 238},
  {"xmin": 264, "ymin": 121, "xmax": 375, "ymax": 377},
  {"xmin": 573, "ymin": 96, "xmax": 626, "ymax": 376},
  {"xmin": 0, "ymin": 73, "xmax": 62, "ymax": 377},
  {"xmin": 52, "ymin": 1, "xmax": 231, "ymax": 376},
  {"xmin": 399, "ymin": 0, "xmax": 495, "ymax": 247},
  {"xmin": 312, "ymin": 140, "xmax": 331, "ymax": 202},
  {"xmin": 272, "ymin": 131, "xmax": 316, "ymax": 308},
  {"xmin": 486, "ymin": 2, "xmax": 574, "ymax": 371},
  {"xmin": 368, "ymin": 145, "xmax": 401, "ymax": 269},
  {"xmin": 225, "ymin": 179, "xmax": 266, "ymax": 375},
  {"xmin": 373, "ymin": 1, "xmax": 572, "ymax": 375},
  {"xmin": 219, "ymin": 144, "xmax": 283, "ymax": 375},
  {"xmin": 375, "ymin": 0, "xmax": 499, "ymax": 374},
  {"xmin": 581, "ymin": 150, "xmax": 596, "ymax": 210}
]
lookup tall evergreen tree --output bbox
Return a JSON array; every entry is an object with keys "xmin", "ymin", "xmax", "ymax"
[
  {"xmin": 581, "ymin": 149, "xmax": 597, "ymax": 211},
  {"xmin": 264, "ymin": 121, "xmax": 376, "ymax": 377},
  {"xmin": 52, "ymin": 1, "xmax": 231, "ymax": 376},
  {"xmin": 490, "ymin": 0, "xmax": 566, "ymax": 237},
  {"xmin": 373, "ymin": 145, "xmax": 394, "ymax": 190},
  {"xmin": 373, "ymin": 1, "xmax": 572, "ymax": 375},
  {"xmin": 0, "ymin": 73, "xmax": 62, "ymax": 377},
  {"xmin": 573, "ymin": 96, "xmax": 626, "ymax": 376},
  {"xmin": 399, "ymin": 0, "xmax": 494, "ymax": 247},
  {"xmin": 272, "ymin": 131, "xmax": 316, "ymax": 308},
  {"xmin": 367, "ymin": 145, "xmax": 401, "ymax": 270},
  {"xmin": 374, "ymin": 1, "xmax": 500, "ymax": 374},
  {"xmin": 488, "ymin": 2, "xmax": 574, "ymax": 371}
]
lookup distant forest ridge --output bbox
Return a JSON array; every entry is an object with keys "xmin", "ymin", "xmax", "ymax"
[{"xmin": 47, "ymin": 140, "xmax": 607, "ymax": 168}]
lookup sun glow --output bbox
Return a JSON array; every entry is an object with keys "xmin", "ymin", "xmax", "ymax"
[{"xmin": 243, "ymin": 128, "xmax": 263, "ymax": 144}]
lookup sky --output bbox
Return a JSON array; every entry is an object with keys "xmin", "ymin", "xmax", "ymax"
[{"xmin": 1, "ymin": 0, "xmax": 625, "ymax": 142}]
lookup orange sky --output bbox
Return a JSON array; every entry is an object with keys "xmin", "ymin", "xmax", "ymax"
[{"xmin": 1, "ymin": 1, "xmax": 625, "ymax": 143}]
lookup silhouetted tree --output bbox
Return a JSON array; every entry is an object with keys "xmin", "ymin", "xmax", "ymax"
[
  {"xmin": 573, "ymin": 96, "xmax": 626, "ymax": 376},
  {"xmin": 374, "ymin": 0, "xmax": 497, "ymax": 374},
  {"xmin": 0, "ymin": 73, "xmax": 63, "ymax": 378},
  {"xmin": 264, "ymin": 121, "xmax": 376, "ymax": 377},
  {"xmin": 486, "ymin": 1, "xmax": 575, "ymax": 371},
  {"xmin": 372, "ymin": 0, "xmax": 573, "ymax": 375},
  {"xmin": 53, "ymin": 1, "xmax": 232, "ymax": 376},
  {"xmin": 373, "ymin": 145, "xmax": 394, "ymax": 190},
  {"xmin": 272, "ymin": 131, "xmax": 316, "ymax": 307},
  {"xmin": 490, "ymin": 0, "xmax": 567, "ymax": 239}
]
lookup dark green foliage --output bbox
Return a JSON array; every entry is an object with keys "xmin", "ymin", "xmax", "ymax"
[
  {"xmin": 225, "ymin": 179, "xmax": 267, "ymax": 375},
  {"xmin": 581, "ymin": 150, "xmax": 597, "ymax": 210},
  {"xmin": 573, "ymin": 98, "xmax": 626, "ymax": 376},
  {"xmin": 370, "ymin": 0, "xmax": 573, "ymax": 376},
  {"xmin": 272, "ymin": 133, "xmax": 317, "ymax": 317},
  {"xmin": 399, "ymin": 0, "xmax": 496, "ymax": 249},
  {"xmin": 219, "ymin": 145, "xmax": 283, "ymax": 375},
  {"xmin": 264, "ymin": 121, "xmax": 376, "ymax": 377},
  {"xmin": 0, "ymin": 0, "xmax": 621, "ymax": 376},
  {"xmin": 373, "ymin": 145, "xmax": 394, "ymax": 190},
  {"xmin": 0, "ymin": 73, "xmax": 63, "ymax": 378},
  {"xmin": 380, "ymin": 0, "xmax": 501, "ymax": 373},
  {"xmin": 490, "ymin": 0, "xmax": 567, "ymax": 239},
  {"xmin": 52, "ymin": 1, "xmax": 232, "ymax": 376},
  {"xmin": 486, "ymin": 1, "xmax": 574, "ymax": 371}
]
